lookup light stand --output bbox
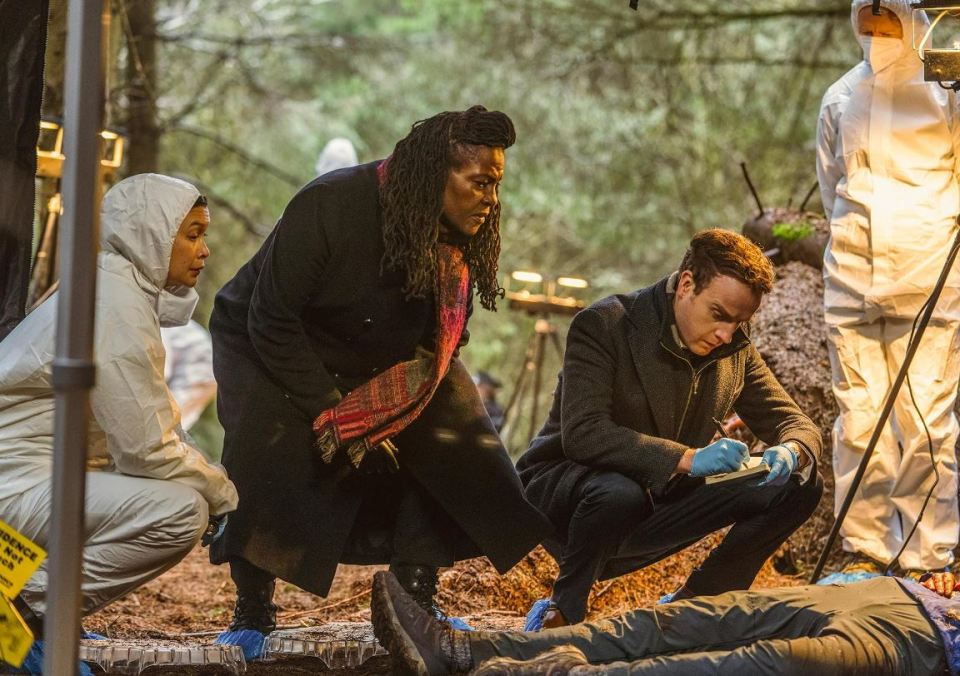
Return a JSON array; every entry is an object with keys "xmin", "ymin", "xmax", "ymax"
[
  {"xmin": 31, "ymin": 119, "xmax": 125, "ymax": 309},
  {"xmin": 501, "ymin": 314, "xmax": 567, "ymax": 447},
  {"xmin": 499, "ymin": 274, "xmax": 587, "ymax": 450},
  {"xmin": 810, "ymin": 222, "xmax": 960, "ymax": 582}
]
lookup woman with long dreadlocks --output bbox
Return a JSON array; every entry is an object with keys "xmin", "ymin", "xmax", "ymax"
[{"xmin": 207, "ymin": 106, "xmax": 552, "ymax": 658}]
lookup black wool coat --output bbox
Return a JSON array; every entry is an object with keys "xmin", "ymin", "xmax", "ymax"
[
  {"xmin": 209, "ymin": 162, "xmax": 551, "ymax": 595},
  {"xmin": 516, "ymin": 275, "xmax": 823, "ymax": 532}
]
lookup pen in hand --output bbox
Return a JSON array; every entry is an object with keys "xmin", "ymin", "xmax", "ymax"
[
  {"xmin": 711, "ymin": 417, "xmax": 743, "ymax": 470},
  {"xmin": 713, "ymin": 417, "xmax": 763, "ymax": 462},
  {"xmin": 712, "ymin": 417, "xmax": 728, "ymax": 440}
]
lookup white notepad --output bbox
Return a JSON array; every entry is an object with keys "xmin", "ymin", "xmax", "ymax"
[{"xmin": 704, "ymin": 456, "xmax": 770, "ymax": 486}]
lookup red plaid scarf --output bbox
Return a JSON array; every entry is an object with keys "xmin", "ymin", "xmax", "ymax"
[{"xmin": 313, "ymin": 243, "xmax": 470, "ymax": 466}]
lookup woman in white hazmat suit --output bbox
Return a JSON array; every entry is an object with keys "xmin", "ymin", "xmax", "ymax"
[
  {"xmin": 817, "ymin": 0, "xmax": 960, "ymax": 574},
  {"xmin": 0, "ymin": 174, "xmax": 238, "ymax": 648}
]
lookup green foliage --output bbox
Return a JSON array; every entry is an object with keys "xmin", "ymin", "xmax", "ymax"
[
  {"xmin": 771, "ymin": 220, "xmax": 816, "ymax": 241},
  {"xmin": 129, "ymin": 0, "xmax": 854, "ymax": 456}
]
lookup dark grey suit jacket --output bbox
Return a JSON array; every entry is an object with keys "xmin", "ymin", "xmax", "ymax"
[{"xmin": 516, "ymin": 274, "xmax": 822, "ymax": 528}]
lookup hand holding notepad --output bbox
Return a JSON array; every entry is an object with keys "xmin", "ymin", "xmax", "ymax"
[{"xmin": 704, "ymin": 456, "xmax": 770, "ymax": 486}]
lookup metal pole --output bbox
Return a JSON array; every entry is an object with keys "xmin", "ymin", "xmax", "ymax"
[
  {"xmin": 528, "ymin": 318, "xmax": 550, "ymax": 442},
  {"xmin": 810, "ymin": 224, "xmax": 960, "ymax": 583},
  {"xmin": 44, "ymin": 0, "xmax": 105, "ymax": 671}
]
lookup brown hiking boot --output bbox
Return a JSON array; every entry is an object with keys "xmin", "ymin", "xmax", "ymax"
[{"xmin": 371, "ymin": 571, "xmax": 470, "ymax": 675}]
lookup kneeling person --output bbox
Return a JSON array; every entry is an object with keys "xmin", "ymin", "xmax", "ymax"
[
  {"xmin": 0, "ymin": 174, "xmax": 238, "ymax": 668},
  {"xmin": 516, "ymin": 228, "xmax": 823, "ymax": 628}
]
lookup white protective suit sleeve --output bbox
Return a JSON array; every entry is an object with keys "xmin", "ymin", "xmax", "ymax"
[
  {"xmin": 89, "ymin": 325, "xmax": 237, "ymax": 516},
  {"xmin": 816, "ymin": 95, "xmax": 843, "ymax": 221}
]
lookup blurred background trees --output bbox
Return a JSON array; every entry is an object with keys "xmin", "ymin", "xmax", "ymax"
[{"xmin": 43, "ymin": 0, "xmax": 854, "ymax": 454}]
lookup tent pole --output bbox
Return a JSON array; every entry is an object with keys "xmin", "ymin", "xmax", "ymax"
[{"xmin": 44, "ymin": 0, "xmax": 105, "ymax": 671}]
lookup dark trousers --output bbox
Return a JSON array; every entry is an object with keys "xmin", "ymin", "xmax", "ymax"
[
  {"xmin": 472, "ymin": 577, "xmax": 946, "ymax": 674},
  {"xmin": 550, "ymin": 469, "xmax": 823, "ymax": 623},
  {"xmin": 230, "ymin": 473, "xmax": 455, "ymax": 595}
]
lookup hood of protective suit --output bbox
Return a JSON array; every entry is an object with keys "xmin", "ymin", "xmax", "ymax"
[
  {"xmin": 100, "ymin": 173, "xmax": 201, "ymax": 326},
  {"xmin": 850, "ymin": 0, "xmax": 925, "ymax": 72},
  {"xmin": 315, "ymin": 137, "xmax": 358, "ymax": 177}
]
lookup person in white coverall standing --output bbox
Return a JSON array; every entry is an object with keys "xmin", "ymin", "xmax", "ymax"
[
  {"xmin": 0, "ymin": 173, "xmax": 238, "ymax": 670},
  {"xmin": 816, "ymin": 0, "xmax": 960, "ymax": 578}
]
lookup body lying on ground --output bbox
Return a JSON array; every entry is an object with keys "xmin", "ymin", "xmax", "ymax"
[{"xmin": 372, "ymin": 569, "xmax": 960, "ymax": 675}]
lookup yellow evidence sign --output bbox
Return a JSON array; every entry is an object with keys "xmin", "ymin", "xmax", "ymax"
[
  {"xmin": 0, "ymin": 521, "xmax": 43, "ymax": 668},
  {"xmin": 0, "ymin": 521, "xmax": 45, "ymax": 599},
  {"xmin": 0, "ymin": 594, "xmax": 33, "ymax": 667}
]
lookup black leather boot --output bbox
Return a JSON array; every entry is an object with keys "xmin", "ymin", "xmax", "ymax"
[
  {"xmin": 389, "ymin": 563, "xmax": 444, "ymax": 619},
  {"xmin": 228, "ymin": 558, "xmax": 278, "ymax": 634},
  {"xmin": 227, "ymin": 583, "xmax": 278, "ymax": 633}
]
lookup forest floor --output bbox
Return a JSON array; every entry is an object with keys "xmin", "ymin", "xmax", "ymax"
[{"xmin": 83, "ymin": 541, "xmax": 804, "ymax": 675}]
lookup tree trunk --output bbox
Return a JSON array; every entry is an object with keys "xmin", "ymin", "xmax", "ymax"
[
  {"xmin": 28, "ymin": 0, "xmax": 66, "ymax": 309},
  {"xmin": 124, "ymin": 0, "xmax": 159, "ymax": 174},
  {"xmin": 41, "ymin": 0, "xmax": 66, "ymax": 118}
]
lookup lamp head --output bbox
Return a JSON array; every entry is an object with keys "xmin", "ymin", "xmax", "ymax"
[{"xmin": 911, "ymin": 1, "xmax": 960, "ymax": 86}]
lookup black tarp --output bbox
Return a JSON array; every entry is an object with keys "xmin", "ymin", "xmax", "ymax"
[{"xmin": 0, "ymin": 0, "xmax": 49, "ymax": 341}]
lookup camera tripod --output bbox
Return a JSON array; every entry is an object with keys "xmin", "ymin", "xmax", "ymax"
[
  {"xmin": 500, "ymin": 314, "xmax": 566, "ymax": 450},
  {"xmin": 810, "ymin": 223, "xmax": 960, "ymax": 582}
]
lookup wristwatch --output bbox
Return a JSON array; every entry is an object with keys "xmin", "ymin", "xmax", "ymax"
[{"xmin": 782, "ymin": 440, "xmax": 807, "ymax": 471}]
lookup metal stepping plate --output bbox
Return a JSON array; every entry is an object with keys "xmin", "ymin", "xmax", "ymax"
[
  {"xmin": 78, "ymin": 639, "xmax": 245, "ymax": 675},
  {"xmin": 262, "ymin": 622, "xmax": 387, "ymax": 669}
]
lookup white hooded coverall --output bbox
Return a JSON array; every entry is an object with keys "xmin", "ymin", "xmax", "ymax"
[
  {"xmin": 817, "ymin": 0, "xmax": 960, "ymax": 569},
  {"xmin": 0, "ymin": 173, "xmax": 238, "ymax": 616}
]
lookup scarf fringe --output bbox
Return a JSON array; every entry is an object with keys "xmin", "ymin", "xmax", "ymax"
[
  {"xmin": 346, "ymin": 439, "xmax": 371, "ymax": 468},
  {"xmin": 315, "ymin": 426, "xmax": 341, "ymax": 465}
]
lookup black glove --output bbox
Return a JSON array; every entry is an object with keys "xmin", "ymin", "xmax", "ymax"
[
  {"xmin": 357, "ymin": 439, "xmax": 400, "ymax": 475},
  {"xmin": 201, "ymin": 513, "xmax": 227, "ymax": 547}
]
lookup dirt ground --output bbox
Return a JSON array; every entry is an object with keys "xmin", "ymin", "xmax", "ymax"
[
  {"xmin": 79, "ymin": 259, "xmax": 835, "ymax": 674},
  {"xmin": 750, "ymin": 260, "xmax": 843, "ymax": 573},
  {"xmin": 83, "ymin": 541, "xmax": 802, "ymax": 675},
  {"xmin": 85, "ymin": 540, "xmax": 802, "ymax": 640}
]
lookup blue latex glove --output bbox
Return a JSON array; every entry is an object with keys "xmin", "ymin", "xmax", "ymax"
[
  {"xmin": 758, "ymin": 444, "xmax": 797, "ymax": 486},
  {"xmin": 201, "ymin": 513, "xmax": 227, "ymax": 547},
  {"xmin": 690, "ymin": 438, "xmax": 749, "ymax": 477},
  {"xmin": 444, "ymin": 615, "xmax": 474, "ymax": 631},
  {"xmin": 523, "ymin": 599, "xmax": 552, "ymax": 631}
]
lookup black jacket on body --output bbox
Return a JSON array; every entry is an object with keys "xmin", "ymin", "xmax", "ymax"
[
  {"xmin": 516, "ymin": 274, "xmax": 823, "ymax": 531},
  {"xmin": 209, "ymin": 161, "xmax": 551, "ymax": 595}
]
